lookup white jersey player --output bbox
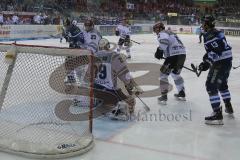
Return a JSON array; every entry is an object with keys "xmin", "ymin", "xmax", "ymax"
[
  {"xmin": 115, "ymin": 18, "xmax": 131, "ymax": 58},
  {"xmin": 94, "ymin": 38, "xmax": 143, "ymax": 120},
  {"xmin": 83, "ymin": 19, "xmax": 102, "ymax": 54},
  {"xmin": 153, "ymin": 22, "xmax": 186, "ymax": 105},
  {"xmin": 65, "ymin": 19, "xmax": 101, "ymax": 86}
]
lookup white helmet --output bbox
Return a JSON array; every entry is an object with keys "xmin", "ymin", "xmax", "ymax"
[
  {"xmin": 72, "ymin": 20, "xmax": 77, "ymax": 26},
  {"xmin": 98, "ymin": 38, "xmax": 110, "ymax": 50}
]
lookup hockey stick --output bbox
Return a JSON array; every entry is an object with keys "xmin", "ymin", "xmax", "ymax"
[
  {"xmin": 233, "ymin": 65, "xmax": 240, "ymax": 69},
  {"xmin": 190, "ymin": 63, "xmax": 202, "ymax": 77},
  {"xmin": 136, "ymin": 95, "xmax": 150, "ymax": 112},
  {"xmin": 131, "ymin": 40, "xmax": 141, "ymax": 45},
  {"xmin": 161, "ymin": 58, "xmax": 199, "ymax": 76},
  {"xmin": 49, "ymin": 33, "xmax": 62, "ymax": 38}
]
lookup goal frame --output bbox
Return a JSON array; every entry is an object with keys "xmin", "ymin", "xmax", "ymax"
[{"xmin": 0, "ymin": 43, "xmax": 95, "ymax": 158}]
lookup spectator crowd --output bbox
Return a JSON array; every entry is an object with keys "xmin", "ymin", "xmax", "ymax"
[{"xmin": 0, "ymin": 0, "xmax": 239, "ymax": 25}]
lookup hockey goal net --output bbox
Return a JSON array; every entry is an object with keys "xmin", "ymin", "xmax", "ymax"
[{"xmin": 0, "ymin": 43, "xmax": 94, "ymax": 158}]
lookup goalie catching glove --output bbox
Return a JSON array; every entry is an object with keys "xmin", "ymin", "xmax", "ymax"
[{"xmin": 125, "ymin": 80, "xmax": 143, "ymax": 96}]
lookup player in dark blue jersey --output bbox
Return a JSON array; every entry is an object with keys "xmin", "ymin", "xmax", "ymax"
[
  {"xmin": 60, "ymin": 18, "xmax": 71, "ymax": 43},
  {"xmin": 198, "ymin": 15, "xmax": 233, "ymax": 125},
  {"xmin": 64, "ymin": 20, "xmax": 85, "ymax": 85},
  {"xmin": 66, "ymin": 20, "xmax": 85, "ymax": 48}
]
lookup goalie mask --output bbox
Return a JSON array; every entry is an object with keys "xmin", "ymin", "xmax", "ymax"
[
  {"xmin": 84, "ymin": 19, "xmax": 94, "ymax": 32},
  {"xmin": 98, "ymin": 38, "xmax": 110, "ymax": 50},
  {"xmin": 153, "ymin": 22, "xmax": 165, "ymax": 34}
]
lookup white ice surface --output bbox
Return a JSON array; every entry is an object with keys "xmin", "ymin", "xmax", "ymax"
[{"xmin": 1, "ymin": 34, "xmax": 240, "ymax": 160}]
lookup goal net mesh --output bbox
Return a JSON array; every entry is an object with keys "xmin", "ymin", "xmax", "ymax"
[{"xmin": 0, "ymin": 43, "xmax": 94, "ymax": 159}]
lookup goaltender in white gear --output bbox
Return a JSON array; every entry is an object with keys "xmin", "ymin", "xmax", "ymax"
[{"xmin": 95, "ymin": 38, "xmax": 143, "ymax": 120}]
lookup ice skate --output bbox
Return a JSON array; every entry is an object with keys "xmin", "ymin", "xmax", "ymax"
[
  {"xmin": 205, "ymin": 108, "xmax": 223, "ymax": 125},
  {"xmin": 174, "ymin": 90, "xmax": 186, "ymax": 101},
  {"xmin": 158, "ymin": 95, "xmax": 167, "ymax": 105},
  {"xmin": 225, "ymin": 102, "xmax": 234, "ymax": 114}
]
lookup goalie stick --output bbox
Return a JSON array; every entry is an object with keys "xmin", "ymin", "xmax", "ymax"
[
  {"xmin": 136, "ymin": 95, "xmax": 150, "ymax": 112},
  {"xmin": 113, "ymin": 89, "xmax": 150, "ymax": 112}
]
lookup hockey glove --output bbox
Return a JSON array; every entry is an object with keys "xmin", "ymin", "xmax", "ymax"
[
  {"xmin": 155, "ymin": 47, "xmax": 164, "ymax": 60},
  {"xmin": 115, "ymin": 30, "xmax": 120, "ymax": 36},
  {"xmin": 203, "ymin": 52, "xmax": 214, "ymax": 63},
  {"xmin": 124, "ymin": 35, "xmax": 130, "ymax": 46},
  {"xmin": 198, "ymin": 61, "xmax": 210, "ymax": 71}
]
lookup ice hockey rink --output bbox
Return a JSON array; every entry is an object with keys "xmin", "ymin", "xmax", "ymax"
[{"xmin": 1, "ymin": 33, "xmax": 240, "ymax": 160}]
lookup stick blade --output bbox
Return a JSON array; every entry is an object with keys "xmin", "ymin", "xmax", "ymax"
[
  {"xmin": 144, "ymin": 105, "xmax": 150, "ymax": 112},
  {"xmin": 191, "ymin": 63, "xmax": 201, "ymax": 77},
  {"xmin": 136, "ymin": 95, "xmax": 150, "ymax": 112},
  {"xmin": 191, "ymin": 63, "xmax": 197, "ymax": 72}
]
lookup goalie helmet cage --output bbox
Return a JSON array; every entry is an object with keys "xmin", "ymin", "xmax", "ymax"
[{"xmin": 0, "ymin": 43, "xmax": 94, "ymax": 159}]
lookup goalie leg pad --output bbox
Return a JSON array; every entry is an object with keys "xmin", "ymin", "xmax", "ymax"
[
  {"xmin": 115, "ymin": 89, "xmax": 136, "ymax": 113},
  {"xmin": 107, "ymin": 101, "xmax": 130, "ymax": 121},
  {"xmin": 125, "ymin": 96, "xmax": 136, "ymax": 113}
]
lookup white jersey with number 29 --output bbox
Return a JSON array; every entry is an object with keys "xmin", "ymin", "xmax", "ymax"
[{"xmin": 94, "ymin": 50, "xmax": 131, "ymax": 90}]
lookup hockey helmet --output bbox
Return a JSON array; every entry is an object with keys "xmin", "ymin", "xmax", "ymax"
[
  {"xmin": 98, "ymin": 38, "xmax": 110, "ymax": 50},
  {"xmin": 153, "ymin": 22, "xmax": 165, "ymax": 34},
  {"xmin": 84, "ymin": 18, "xmax": 94, "ymax": 32},
  {"xmin": 121, "ymin": 16, "xmax": 129, "ymax": 25},
  {"xmin": 203, "ymin": 15, "xmax": 215, "ymax": 29}
]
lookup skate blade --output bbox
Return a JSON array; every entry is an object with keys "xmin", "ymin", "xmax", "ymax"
[
  {"xmin": 226, "ymin": 113, "xmax": 234, "ymax": 119},
  {"xmin": 109, "ymin": 116, "xmax": 129, "ymax": 121},
  {"xmin": 174, "ymin": 96, "xmax": 186, "ymax": 101},
  {"xmin": 225, "ymin": 109, "xmax": 234, "ymax": 115},
  {"xmin": 205, "ymin": 120, "xmax": 224, "ymax": 125},
  {"xmin": 107, "ymin": 113, "xmax": 129, "ymax": 121},
  {"xmin": 158, "ymin": 100, "xmax": 167, "ymax": 105}
]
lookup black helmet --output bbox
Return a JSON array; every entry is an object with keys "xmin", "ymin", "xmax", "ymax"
[{"xmin": 203, "ymin": 15, "xmax": 215, "ymax": 28}]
